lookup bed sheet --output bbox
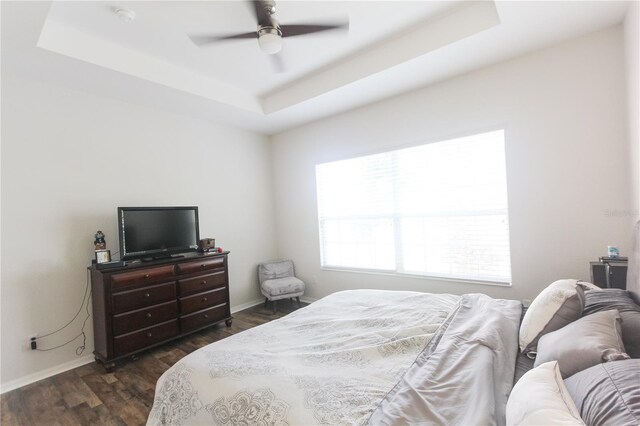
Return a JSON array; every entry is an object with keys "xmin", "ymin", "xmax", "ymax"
[{"xmin": 147, "ymin": 289, "xmax": 520, "ymax": 425}]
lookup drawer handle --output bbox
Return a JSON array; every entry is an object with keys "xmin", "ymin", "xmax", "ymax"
[
  {"xmin": 201, "ymin": 280, "xmax": 207, "ymax": 285},
  {"xmin": 144, "ymin": 274, "xmax": 150, "ymax": 278},
  {"xmin": 202, "ymin": 297, "xmax": 208, "ymax": 302},
  {"xmin": 145, "ymin": 293, "xmax": 151, "ymax": 298},
  {"xmin": 200, "ymin": 264, "xmax": 206, "ymax": 268},
  {"xmin": 204, "ymin": 314, "xmax": 209, "ymax": 319},
  {"xmin": 147, "ymin": 332, "xmax": 152, "ymax": 338},
  {"xmin": 146, "ymin": 313, "xmax": 152, "ymax": 318}
]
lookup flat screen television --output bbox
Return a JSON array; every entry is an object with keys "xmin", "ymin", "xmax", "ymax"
[{"xmin": 118, "ymin": 206, "xmax": 200, "ymax": 261}]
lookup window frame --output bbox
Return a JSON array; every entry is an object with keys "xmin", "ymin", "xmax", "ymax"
[{"xmin": 315, "ymin": 128, "xmax": 513, "ymax": 286}]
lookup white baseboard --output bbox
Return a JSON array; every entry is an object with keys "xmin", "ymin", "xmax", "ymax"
[
  {"xmin": 230, "ymin": 298, "xmax": 264, "ymax": 313},
  {"xmin": 1, "ymin": 297, "xmax": 311, "ymax": 394},
  {"xmin": 1, "ymin": 354, "xmax": 94, "ymax": 394},
  {"xmin": 300, "ymin": 296, "xmax": 319, "ymax": 304},
  {"xmin": 231, "ymin": 296, "xmax": 318, "ymax": 312}
]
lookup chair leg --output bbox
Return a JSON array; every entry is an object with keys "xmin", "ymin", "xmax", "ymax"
[
  {"xmin": 272, "ymin": 299, "xmax": 277, "ymax": 314},
  {"xmin": 296, "ymin": 297, "xmax": 301, "ymax": 308},
  {"xmin": 264, "ymin": 297, "xmax": 268, "ymax": 308}
]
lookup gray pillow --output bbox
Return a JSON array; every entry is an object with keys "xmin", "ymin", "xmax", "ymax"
[
  {"xmin": 583, "ymin": 289, "xmax": 640, "ymax": 358},
  {"xmin": 535, "ymin": 309, "xmax": 629, "ymax": 378},
  {"xmin": 564, "ymin": 359, "xmax": 640, "ymax": 426}
]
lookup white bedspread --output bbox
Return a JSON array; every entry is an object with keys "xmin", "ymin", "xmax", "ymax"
[{"xmin": 147, "ymin": 289, "xmax": 520, "ymax": 425}]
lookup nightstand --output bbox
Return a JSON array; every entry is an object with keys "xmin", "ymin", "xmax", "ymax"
[{"xmin": 590, "ymin": 258, "xmax": 628, "ymax": 289}]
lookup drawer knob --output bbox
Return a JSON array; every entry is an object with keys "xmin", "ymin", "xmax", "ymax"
[
  {"xmin": 147, "ymin": 332, "xmax": 152, "ymax": 338},
  {"xmin": 204, "ymin": 314, "xmax": 208, "ymax": 319},
  {"xmin": 144, "ymin": 274, "xmax": 150, "ymax": 278},
  {"xmin": 201, "ymin": 280, "xmax": 207, "ymax": 285},
  {"xmin": 146, "ymin": 313, "xmax": 152, "ymax": 318},
  {"xmin": 145, "ymin": 293, "xmax": 151, "ymax": 298},
  {"xmin": 201, "ymin": 264, "xmax": 206, "ymax": 268},
  {"xmin": 202, "ymin": 297, "xmax": 208, "ymax": 302}
]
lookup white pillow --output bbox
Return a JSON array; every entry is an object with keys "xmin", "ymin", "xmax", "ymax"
[
  {"xmin": 506, "ymin": 361, "xmax": 585, "ymax": 425},
  {"xmin": 519, "ymin": 279, "xmax": 599, "ymax": 353}
]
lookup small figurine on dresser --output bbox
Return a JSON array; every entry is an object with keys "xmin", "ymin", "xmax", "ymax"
[
  {"xmin": 94, "ymin": 230, "xmax": 111, "ymax": 264},
  {"xmin": 94, "ymin": 230, "xmax": 106, "ymax": 250}
]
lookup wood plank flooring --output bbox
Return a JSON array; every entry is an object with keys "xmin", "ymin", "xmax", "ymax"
[{"xmin": 1, "ymin": 301, "xmax": 304, "ymax": 426}]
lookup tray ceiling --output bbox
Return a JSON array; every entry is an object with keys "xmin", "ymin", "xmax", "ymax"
[{"xmin": 1, "ymin": 1, "xmax": 631, "ymax": 134}]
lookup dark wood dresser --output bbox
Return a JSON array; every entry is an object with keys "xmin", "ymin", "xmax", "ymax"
[{"xmin": 90, "ymin": 251, "xmax": 231, "ymax": 371}]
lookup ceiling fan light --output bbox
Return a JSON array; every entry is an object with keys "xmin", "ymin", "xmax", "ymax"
[{"xmin": 258, "ymin": 28, "xmax": 282, "ymax": 54}]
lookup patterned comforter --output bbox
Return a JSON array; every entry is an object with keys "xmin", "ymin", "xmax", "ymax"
[{"xmin": 147, "ymin": 289, "xmax": 521, "ymax": 425}]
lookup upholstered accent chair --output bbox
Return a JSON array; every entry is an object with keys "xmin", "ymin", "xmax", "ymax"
[{"xmin": 258, "ymin": 259, "xmax": 305, "ymax": 313}]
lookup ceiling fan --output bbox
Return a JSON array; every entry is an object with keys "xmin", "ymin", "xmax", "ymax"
[{"xmin": 189, "ymin": 0, "xmax": 348, "ymax": 70}]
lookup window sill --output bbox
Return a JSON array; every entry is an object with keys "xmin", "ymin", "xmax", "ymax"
[{"xmin": 320, "ymin": 266, "xmax": 512, "ymax": 288}]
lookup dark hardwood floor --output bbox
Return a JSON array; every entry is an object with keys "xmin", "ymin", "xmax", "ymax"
[{"xmin": 1, "ymin": 300, "xmax": 304, "ymax": 426}]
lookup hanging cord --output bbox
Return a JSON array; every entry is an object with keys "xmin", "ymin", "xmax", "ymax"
[{"xmin": 35, "ymin": 268, "xmax": 92, "ymax": 355}]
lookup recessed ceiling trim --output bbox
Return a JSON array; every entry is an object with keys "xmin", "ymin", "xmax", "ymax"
[
  {"xmin": 259, "ymin": 1, "xmax": 501, "ymax": 114},
  {"xmin": 4, "ymin": 0, "xmax": 627, "ymax": 135},
  {"xmin": 37, "ymin": 18, "xmax": 262, "ymax": 114}
]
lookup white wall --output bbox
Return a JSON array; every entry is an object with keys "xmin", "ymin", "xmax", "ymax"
[
  {"xmin": 626, "ymin": 1, "xmax": 640, "ymax": 222},
  {"xmin": 271, "ymin": 26, "xmax": 631, "ymax": 302},
  {"xmin": 0, "ymin": 74, "xmax": 274, "ymax": 389}
]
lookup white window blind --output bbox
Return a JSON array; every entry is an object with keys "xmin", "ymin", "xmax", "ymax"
[{"xmin": 315, "ymin": 130, "xmax": 512, "ymax": 283}]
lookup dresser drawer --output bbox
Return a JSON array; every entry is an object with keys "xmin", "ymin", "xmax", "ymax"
[
  {"xmin": 179, "ymin": 287, "xmax": 227, "ymax": 315},
  {"xmin": 113, "ymin": 320, "xmax": 179, "ymax": 357},
  {"xmin": 111, "ymin": 265, "xmax": 176, "ymax": 290},
  {"xmin": 177, "ymin": 257, "xmax": 225, "ymax": 275},
  {"xmin": 112, "ymin": 282, "xmax": 176, "ymax": 314},
  {"xmin": 180, "ymin": 304, "xmax": 227, "ymax": 333},
  {"xmin": 113, "ymin": 300, "xmax": 178, "ymax": 336},
  {"xmin": 179, "ymin": 271, "xmax": 226, "ymax": 297}
]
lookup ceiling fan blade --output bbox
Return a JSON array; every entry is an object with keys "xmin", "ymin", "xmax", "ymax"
[
  {"xmin": 189, "ymin": 32, "xmax": 257, "ymax": 47},
  {"xmin": 280, "ymin": 22, "xmax": 349, "ymax": 38},
  {"xmin": 269, "ymin": 54, "xmax": 285, "ymax": 73}
]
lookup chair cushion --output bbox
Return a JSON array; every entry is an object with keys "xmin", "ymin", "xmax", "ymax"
[
  {"xmin": 261, "ymin": 277, "xmax": 305, "ymax": 297},
  {"xmin": 258, "ymin": 260, "xmax": 294, "ymax": 283}
]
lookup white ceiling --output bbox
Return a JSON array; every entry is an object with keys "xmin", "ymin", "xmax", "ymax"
[{"xmin": 1, "ymin": 1, "xmax": 631, "ymax": 135}]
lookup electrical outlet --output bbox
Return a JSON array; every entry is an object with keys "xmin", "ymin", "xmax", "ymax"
[{"xmin": 28, "ymin": 334, "xmax": 37, "ymax": 350}]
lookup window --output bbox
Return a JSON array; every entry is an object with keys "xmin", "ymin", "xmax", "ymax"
[{"xmin": 315, "ymin": 130, "xmax": 511, "ymax": 283}]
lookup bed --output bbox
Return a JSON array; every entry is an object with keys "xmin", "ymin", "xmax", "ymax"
[
  {"xmin": 146, "ymin": 290, "xmax": 522, "ymax": 425},
  {"xmin": 147, "ymin": 222, "xmax": 640, "ymax": 426}
]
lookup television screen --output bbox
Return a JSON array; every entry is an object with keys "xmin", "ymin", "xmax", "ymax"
[{"xmin": 118, "ymin": 207, "xmax": 199, "ymax": 260}]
